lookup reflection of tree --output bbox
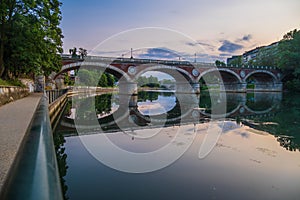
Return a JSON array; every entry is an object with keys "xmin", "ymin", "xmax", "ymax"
[
  {"xmin": 95, "ymin": 94, "xmax": 113, "ymax": 116},
  {"xmin": 54, "ymin": 131, "xmax": 69, "ymax": 200},
  {"xmin": 276, "ymin": 136, "xmax": 300, "ymax": 152},
  {"xmin": 74, "ymin": 94, "xmax": 114, "ymax": 120},
  {"xmin": 138, "ymin": 91, "xmax": 159, "ymax": 102},
  {"xmin": 242, "ymin": 93, "xmax": 300, "ymax": 152},
  {"xmin": 246, "ymin": 93, "xmax": 272, "ymax": 111},
  {"xmin": 160, "ymin": 92, "xmax": 174, "ymax": 97},
  {"xmin": 199, "ymin": 92, "xmax": 238, "ymax": 114},
  {"xmin": 64, "ymin": 101, "xmax": 72, "ymax": 117}
]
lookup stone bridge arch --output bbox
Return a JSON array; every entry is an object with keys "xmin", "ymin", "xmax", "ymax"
[
  {"xmin": 197, "ymin": 68, "xmax": 243, "ymax": 83},
  {"xmin": 54, "ymin": 61, "xmax": 132, "ymax": 82},
  {"xmin": 197, "ymin": 68, "xmax": 245, "ymax": 92},
  {"xmin": 243, "ymin": 70, "xmax": 279, "ymax": 83},
  {"xmin": 135, "ymin": 64, "xmax": 196, "ymax": 83},
  {"xmin": 134, "ymin": 64, "xmax": 199, "ymax": 93},
  {"xmin": 243, "ymin": 70, "xmax": 282, "ymax": 91}
]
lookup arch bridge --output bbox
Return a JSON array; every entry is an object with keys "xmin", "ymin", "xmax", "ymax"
[{"xmin": 57, "ymin": 55, "xmax": 283, "ymax": 94}]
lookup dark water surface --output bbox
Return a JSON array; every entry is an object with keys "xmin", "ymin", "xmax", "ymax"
[{"xmin": 54, "ymin": 91, "xmax": 300, "ymax": 200}]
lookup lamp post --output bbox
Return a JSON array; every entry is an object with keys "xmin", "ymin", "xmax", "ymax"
[{"xmin": 130, "ymin": 48, "xmax": 133, "ymax": 59}]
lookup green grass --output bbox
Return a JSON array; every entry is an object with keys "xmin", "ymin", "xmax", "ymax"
[
  {"xmin": 0, "ymin": 79, "xmax": 10, "ymax": 86},
  {"xmin": 0, "ymin": 78, "xmax": 25, "ymax": 87}
]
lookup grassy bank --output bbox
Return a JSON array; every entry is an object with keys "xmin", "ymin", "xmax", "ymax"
[{"xmin": 0, "ymin": 79, "xmax": 25, "ymax": 87}]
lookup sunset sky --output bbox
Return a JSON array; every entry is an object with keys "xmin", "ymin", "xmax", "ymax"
[{"xmin": 61, "ymin": 0, "xmax": 300, "ymax": 63}]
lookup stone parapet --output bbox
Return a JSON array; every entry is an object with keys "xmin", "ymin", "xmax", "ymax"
[{"xmin": 0, "ymin": 86, "xmax": 29, "ymax": 107}]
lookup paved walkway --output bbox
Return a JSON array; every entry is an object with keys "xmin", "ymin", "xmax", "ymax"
[{"xmin": 0, "ymin": 93, "xmax": 43, "ymax": 191}]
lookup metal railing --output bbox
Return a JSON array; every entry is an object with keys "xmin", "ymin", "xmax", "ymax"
[
  {"xmin": 0, "ymin": 95, "xmax": 63, "ymax": 200},
  {"xmin": 45, "ymin": 89, "xmax": 68, "ymax": 105}
]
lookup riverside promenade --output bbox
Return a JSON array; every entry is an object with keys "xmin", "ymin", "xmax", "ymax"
[{"xmin": 0, "ymin": 93, "xmax": 43, "ymax": 191}]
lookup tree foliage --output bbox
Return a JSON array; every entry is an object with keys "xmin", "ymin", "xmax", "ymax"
[
  {"xmin": 215, "ymin": 60, "xmax": 226, "ymax": 66},
  {"xmin": 77, "ymin": 69, "xmax": 116, "ymax": 87},
  {"xmin": 278, "ymin": 29, "xmax": 300, "ymax": 73},
  {"xmin": 227, "ymin": 56, "xmax": 242, "ymax": 66},
  {"xmin": 69, "ymin": 47, "xmax": 87, "ymax": 59},
  {"xmin": 137, "ymin": 75, "xmax": 160, "ymax": 87},
  {"xmin": 277, "ymin": 29, "xmax": 300, "ymax": 91},
  {"xmin": 0, "ymin": 0, "xmax": 63, "ymax": 79},
  {"xmin": 255, "ymin": 47, "xmax": 279, "ymax": 67}
]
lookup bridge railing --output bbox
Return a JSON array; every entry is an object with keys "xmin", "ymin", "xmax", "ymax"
[
  {"xmin": 45, "ymin": 89, "xmax": 68, "ymax": 105},
  {"xmin": 0, "ymin": 95, "xmax": 63, "ymax": 200},
  {"xmin": 62, "ymin": 54, "xmax": 280, "ymax": 71},
  {"xmin": 217, "ymin": 64, "xmax": 279, "ymax": 70}
]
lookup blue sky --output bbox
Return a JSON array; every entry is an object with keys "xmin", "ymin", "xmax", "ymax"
[{"xmin": 61, "ymin": 0, "xmax": 300, "ymax": 63}]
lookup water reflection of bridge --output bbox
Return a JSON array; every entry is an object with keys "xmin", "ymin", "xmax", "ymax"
[{"xmin": 59, "ymin": 92, "xmax": 282, "ymax": 135}]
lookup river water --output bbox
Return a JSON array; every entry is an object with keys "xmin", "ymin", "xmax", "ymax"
[{"xmin": 54, "ymin": 91, "xmax": 300, "ymax": 200}]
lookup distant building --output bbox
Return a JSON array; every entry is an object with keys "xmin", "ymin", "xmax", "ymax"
[
  {"xmin": 227, "ymin": 42, "xmax": 279, "ymax": 66},
  {"xmin": 243, "ymin": 47, "xmax": 262, "ymax": 64},
  {"xmin": 243, "ymin": 42, "xmax": 279, "ymax": 64}
]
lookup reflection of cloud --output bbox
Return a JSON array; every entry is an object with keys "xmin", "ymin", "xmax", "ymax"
[
  {"xmin": 138, "ymin": 96, "xmax": 176, "ymax": 115},
  {"xmin": 138, "ymin": 103, "xmax": 167, "ymax": 115},
  {"xmin": 238, "ymin": 132, "xmax": 250, "ymax": 138},
  {"xmin": 220, "ymin": 121, "xmax": 240, "ymax": 133},
  {"xmin": 218, "ymin": 40, "xmax": 243, "ymax": 53}
]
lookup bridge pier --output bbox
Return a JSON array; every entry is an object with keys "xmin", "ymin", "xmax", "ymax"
[
  {"xmin": 176, "ymin": 93, "xmax": 199, "ymax": 111},
  {"xmin": 176, "ymin": 81, "xmax": 200, "ymax": 94},
  {"xmin": 119, "ymin": 81, "xmax": 138, "ymax": 95},
  {"xmin": 118, "ymin": 94, "xmax": 138, "ymax": 108},
  {"xmin": 248, "ymin": 82, "xmax": 283, "ymax": 92},
  {"xmin": 222, "ymin": 83, "xmax": 247, "ymax": 92},
  {"xmin": 191, "ymin": 82, "xmax": 200, "ymax": 94}
]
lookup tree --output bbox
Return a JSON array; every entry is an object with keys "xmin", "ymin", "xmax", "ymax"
[
  {"xmin": 277, "ymin": 29, "xmax": 300, "ymax": 91},
  {"xmin": 69, "ymin": 47, "xmax": 87, "ymax": 59},
  {"xmin": 106, "ymin": 73, "xmax": 116, "ymax": 87},
  {"xmin": 0, "ymin": 0, "xmax": 63, "ymax": 79},
  {"xmin": 227, "ymin": 56, "xmax": 242, "ymax": 66},
  {"xmin": 79, "ymin": 48, "xmax": 87, "ymax": 59},
  {"xmin": 215, "ymin": 60, "xmax": 226, "ymax": 66},
  {"xmin": 98, "ymin": 74, "xmax": 108, "ymax": 87},
  {"xmin": 69, "ymin": 47, "xmax": 78, "ymax": 58},
  {"xmin": 254, "ymin": 45, "xmax": 279, "ymax": 67},
  {"xmin": 278, "ymin": 29, "xmax": 300, "ymax": 72}
]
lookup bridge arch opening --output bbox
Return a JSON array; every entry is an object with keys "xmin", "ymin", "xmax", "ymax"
[
  {"xmin": 244, "ymin": 70, "xmax": 279, "ymax": 91},
  {"xmin": 199, "ymin": 69, "xmax": 242, "ymax": 91},
  {"xmin": 136, "ymin": 71, "xmax": 175, "ymax": 89},
  {"xmin": 135, "ymin": 65, "xmax": 197, "ymax": 93},
  {"xmin": 56, "ymin": 62, "xmax": 132, "ymax": 83}
]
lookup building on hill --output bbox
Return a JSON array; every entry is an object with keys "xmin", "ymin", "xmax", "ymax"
[{"xmin": 226, "ymin": 42, "xmax": 279, "ymax": 66}]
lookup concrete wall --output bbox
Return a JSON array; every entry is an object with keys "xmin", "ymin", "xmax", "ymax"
[{"xmin": 0, "ymin": 86, "xmax": 29, "ymax": 106}]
